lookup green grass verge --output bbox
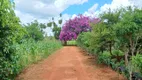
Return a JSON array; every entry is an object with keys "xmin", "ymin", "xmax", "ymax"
[{"xmin": 67, "ymin": 40, "xmax": 77, "ymax": 46}]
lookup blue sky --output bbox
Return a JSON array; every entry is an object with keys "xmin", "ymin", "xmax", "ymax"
[
  {"xmin": 14, "ymin": 0, "xmax": 142, "ymax": 35},
  {"xmin": 14, "ymin": 0, "xmax": 141, "ymax": 24},
  {"xmin": 62, "ymin": 0, "xmax": 112, "ymax": 15},
  {"xmin": 14, "ymin": 0, "xmax": 142, "ymax": 23}
]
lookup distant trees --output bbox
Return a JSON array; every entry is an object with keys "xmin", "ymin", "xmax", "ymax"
[
  {"xmin": 24, "ymin": 20, "xmax": 47, "ymax": 41},
  {"xmin": 47, "ymin": 14, "xmax": 62, "ymax": 40}
]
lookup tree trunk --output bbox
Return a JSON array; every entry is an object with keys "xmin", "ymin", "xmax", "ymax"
[
  {"xmin": 64, "ymin": 41, "xmax": 67, "ymax": 46},
  {"xmin": 101, "ymin": 46, "xmax": 104, "ymax": 53},
  {"xmin": 137, "ymin": 45, "xmax": 141, "ymax": 54},
  {"xmin": 125, "ymin": 51, "xmax": 129, "ymax": 66},
  {"xmin": 129, "ymin": 68, "xmax": 132, "ymax": 80},
  {"xmin": 124, "ymin": 50, "xmax": 133, "ymax": 80},
  {"xmin": 109, "ymin": 41, "xmax": 112, "ymax": 55}
]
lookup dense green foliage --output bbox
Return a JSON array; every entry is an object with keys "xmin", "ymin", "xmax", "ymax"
[
  {"xmin": 67, "ymin": 40, "xmax": 77, "ymax": 46},
  {"xmin": 0, "ymin": 0, "xmax": 62, "ymax": 80},
  {"xmin": 0, "ymin": 38, "xmax": 62, "ymax": 80},
  {"xmin": 132, "ymin": 54, "xmax": 142, "ymax": 73},
  {"xmin": 0, "ymin": 0, "xmax": 24, "ymax": 59},
  {"xmin": 77, "ymin": 7, "xmax": 142, "ymax": 80},
  {"xmin": 23, "ymin": 20, "xmax": 47, "ymax": 41},
  {"xmin": 0, "ymin": 0, "xmax": 24, "ymax": 79}
]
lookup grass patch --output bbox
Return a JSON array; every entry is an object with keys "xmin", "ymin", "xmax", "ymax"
[
  {"xmin": 67, "ymin": 40, "xmax": 77, "ymax": 46},
  {"xmin": 0, "ymin": 38, "xmax": 62, "ymax": 80}
]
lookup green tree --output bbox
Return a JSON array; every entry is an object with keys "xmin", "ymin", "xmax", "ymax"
[
  {"xmin": 24, "ymin": 20, "xmax": 47, "ymax": 41},
  {"xmin": 0, "ymin": 0, "xmax": 25, "ymax": 79},
  {"xmin": 0, "ymin": 0, "xmax": 24, "ymax": 59},
  {"xmin": 100, "ymin": 9, "xmax": 121, "ymax": 55},
  {"xmin": 89, "ymin": 22, "xmax": 110, "ymax": 53},
  {"xmin": 114, "ymin": 7, "xmax": 142, "ymax": 80},
  {"xmin": 47, "ymin": 14, "xmax": 62, "ymax": 39},
  {"xmin": 76, "ymin": 7, "xmax": 142, "ymax": 80},
  {"xmin": 114, "ymin": 7, "xmax": 142, "ymax": 65}
]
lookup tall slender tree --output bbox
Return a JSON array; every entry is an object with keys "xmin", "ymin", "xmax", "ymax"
[{"xmin": 47, "ymin": 14, "xmax": 62, "ymax": 39}]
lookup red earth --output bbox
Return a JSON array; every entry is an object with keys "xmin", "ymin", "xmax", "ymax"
[{"xmin": 16, "ymin": 46, "xmax": 127, "ymax": 80}]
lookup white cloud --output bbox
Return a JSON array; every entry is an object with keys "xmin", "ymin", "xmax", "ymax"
[
  {"xmin": 71, "ymin": 14, "xmax": 78, "ymax": 19},
  {"xmin": 84, "ymin": 0, "xmax": 142, "ymax": 18},
  {"xmin": 62, "ymin": 14, "xmax": 71, "ymax": 24},
  {"xmin": 88, "ymin": 3, "xmax": 98, "ymax": 13},
  {"xmin": 14, "ymin": 0, "xmax": 88, "ymax": 18},
  {"xmin": 14, "ymin": 0, "xmax": 87, "ymax": 35},
  {"xmin": 15, "ymin": 10, "xmax": 36, "ymax": 24},
  {"xmin": 14, "ymin": 0, "xmax": 142, "ymax": 36},
  {"xmin": 83, "ymin": 3, "xmax": 99, "ymax": 18},
  {"xmin": 100, "ymin": 0, "xmax": 133, "ymax": 12},
  {"xmin": 43, "ymin": 27, "xmax": 53, "ymax": 36},
  {"xmin": 129, "ymin": 0, "xmax": 142, "ymax": 8},
  {"xmin": 15, "ymin": 0, "xmax": 142, "ymax": 24},
  {"xmin": 55, "ymin": 0, "xmax": 88, "ymax": 11},
  {"xmin": 15, "ymin": 10, "xmax": 50, "ymax": 24},
  {"xmin": 98, "ymin": 0, "xmax": 142, "ymax": 13}
]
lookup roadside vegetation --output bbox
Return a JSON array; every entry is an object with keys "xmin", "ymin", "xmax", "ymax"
[
  {"xmin": 77, "ymin": 7, "xmax": 142, "ymax": 80},
  {"xmin": 0, "ymin": 0, "xmax": 62, "ymax": 80},
  {"xmin": 66, "ymin": 40, "xmax": 76, "ymax": 46}
]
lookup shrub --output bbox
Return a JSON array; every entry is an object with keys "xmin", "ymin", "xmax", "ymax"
[
  {"xmin": 132, "ymin": 54, "xmax": 142, "ymax": 73},
  {"xmin": 97, "ymin": 51, "xmax": 111, "ymax": 65},
  {"xmin": 0, "ymin": 38, "xmax": 62, "ymax": 80},
  {"xmin": 77, "ymin": 32, "xmax": 93, "ymax": 53},
  {"xmin": 112, "ymin": 50, "xmax": 124, "ymax": 56}
]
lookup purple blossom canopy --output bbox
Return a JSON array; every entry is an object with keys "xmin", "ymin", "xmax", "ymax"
[{"xmin": 59, "ymin": 15, "xmax": 100, "ymax": 41}]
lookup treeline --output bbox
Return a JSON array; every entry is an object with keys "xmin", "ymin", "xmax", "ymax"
[
  {"xmin": 77, "ymin": 7, "xmax": 142, "ymax": 80},
  {"xmin": 0, "ymin": 0, "xmax": 62, "ymax": 80}
]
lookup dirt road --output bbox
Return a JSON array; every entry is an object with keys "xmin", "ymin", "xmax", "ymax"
[{"xmin": 16, "ymin": 46, "xmax": 126, "ymax": 80}]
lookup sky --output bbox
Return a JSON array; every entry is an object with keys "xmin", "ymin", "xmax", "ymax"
[
  {"xmin": 14, "ymin": 0, "xmax": 142, "ymax": 35},
  {"xmin": 62, "ymin": 0, "xmax": 111, "ymax": 15}
]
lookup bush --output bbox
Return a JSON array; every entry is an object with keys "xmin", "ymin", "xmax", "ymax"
[
  {"xmin": 97, "ymin": 51, "xmax": 125, "ymax": 71},
  {"xmin": 0, "ymin": 57, "xmax": 13, "ymax": 80},
  {"xmin": 97, "ymin": 51, "xmax": 111, "ymax": 65},
  {"xmin": 132, "ymin": 54, "xmax": 142, "ymax": 73},
  {"xmin": 0, "ymin": 38, "xmax": 62, "ymax": 80},
  {"xmin": 112, "ymin": 50, "xmax": 124, "ymax": 56},
  {"xmin": 77, "ymin": 32, "xmax": 93, "ymax": 53},
  {"xmin": 67, "ymin": 40, "xmax": 76, "ymax": 45},
  {"xmin": 111, "ymin": 50, "xmax": 124, "ymax": 62}
]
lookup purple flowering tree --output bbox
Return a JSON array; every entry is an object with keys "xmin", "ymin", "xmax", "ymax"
[{"xmin": 59, "ymin": 15, "xmax": 100, "ymax": 45}]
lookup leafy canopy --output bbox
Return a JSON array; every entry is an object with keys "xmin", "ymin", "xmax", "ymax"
[
  {"xmin": 24, "ymin": 20, "xmax": 47, "ymax": 41},
  {"xmin": 59, "ymin": 15, "xmax": 100, "ymax": 41}
]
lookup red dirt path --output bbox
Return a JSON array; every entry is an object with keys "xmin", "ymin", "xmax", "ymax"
[{"xmin": 16, "ymin": 46, "xmax": 127, "ymax": 80}]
